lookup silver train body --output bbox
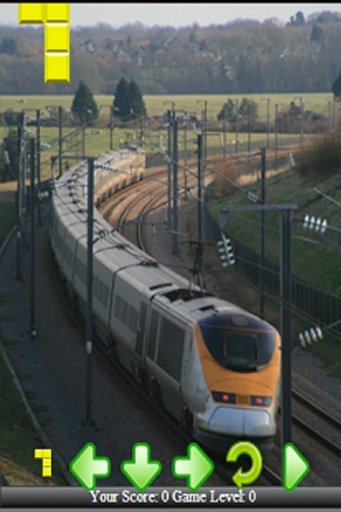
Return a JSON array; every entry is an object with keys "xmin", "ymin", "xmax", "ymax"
[{"xmin": 50, "ymin": 147, "xmax": 281, "ymax": 448}]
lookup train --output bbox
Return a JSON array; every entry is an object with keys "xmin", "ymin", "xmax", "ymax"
[{"xmin": 49, "ymin": 146, "xmax": 281, "ymax": 450}]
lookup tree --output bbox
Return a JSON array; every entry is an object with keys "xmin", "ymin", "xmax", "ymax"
[
  {"xmin": 310, "ymin": 24, "xmax": 324, "ymax": 44},
  {"xmin": 113, "ymin": 78, "xmax": 131, "ymax": 120},
  {"xmin": 0, "ymin": 37, "xmax": 17, "ymax": 55},
  {"xmin": 217, "ymin": 98, "xmax": 258, "ymax": 129},
  {"xmin": 288, "ymin": 11, "xmax": 305, "ymax": 27},
  {"xmin": 238, "ymin": 98, "xmax": 259, "ymax": 128},
  {"xmin": 113, "ymin": 78, "xmax": 147, "ymax": 121},
  {"xmin": 129, "ymin": 79, "xmax": 147, "ymax": 119},
  {"xmin": 71, "ymin": 81, "xmax": 98, "ymax": 125},
  {"xmin": 217, "ymin": 99, "xmax": 238, "ymax": 124},
  {"xmin": 332, "ymin": 71, "xmax": 341, "ymax": 99}
]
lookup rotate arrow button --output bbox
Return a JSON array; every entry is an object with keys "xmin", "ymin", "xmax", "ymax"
[
  {"xmin": 226, "ymin": 441, "xmax": 263, "ymax": 488},
  {"xmin": 121, "ymin": 442, "xmax": 162, "ymax": 491},
  {"xmin": 69, "ymin": 442, "xmax": 111, "ymax": 491},
  {"xmin": 172, "ymin": 443, "xmax": 215, "ymax": 491}
]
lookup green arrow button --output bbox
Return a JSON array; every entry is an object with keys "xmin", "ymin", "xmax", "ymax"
[
  {"xmin": 69, "ymin": 442, "xmax": 111, "ymax": 491},
  {"xmin": 283, "ymin": 442, "xmax": 310, "ymax": 492},
  {"xmin": 121, "ymin": 442, "xmax": 162, "ymax": 491},
  {"xmin": 226, "ymin": 441, "xmax": 263, "ymax": 488},
  {"xmin": 172, "ymin": 443, "xmax": 215, "ymax": 491}
]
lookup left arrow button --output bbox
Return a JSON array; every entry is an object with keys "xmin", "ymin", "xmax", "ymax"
[{"xmin": 69, "ymin": 442, "xmax": 111, "ymax": 491}]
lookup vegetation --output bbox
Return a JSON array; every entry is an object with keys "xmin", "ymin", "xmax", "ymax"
[
  {"xmin": 208, "ymin": 165, "xmax": 341, "ymax": 296},
  {"xmin": 332, "ymin": 70, "xmax": 341, "ymax": 98},
  {"xmin": 0, "ymin": 92, "xmax": 335, "ymax": 120},
  {"xmin": 0, "ymin": 11, "xmax": 341, "ymax": 94},
  {"xmin": 129, "ymin": 79, "xmax": 147, "ymax": 119},
  {"xmin": 295, "ymin": 134, "xmax": 341, "ymax": 179},
  {"xmin": 71, "ymin": 80, "xmax": 98, "ymax": 125},
  {"xmin": 0, "ymin": 92, "xmax": 337, "ymax": 182},
  {"xmin": 113, "ymin": 78, "xmax": 147, "ymax": 120},
  {"xmin": 217, "ymin": 98, "xmax": 259, "ymax": 130}
]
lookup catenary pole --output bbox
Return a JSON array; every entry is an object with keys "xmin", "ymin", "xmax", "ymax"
[
  {"xmin": 259, "ymin": 147, "xmax": 266, "ymax": 319},
  {"xmin": 172, "ymin": 116, "xmax": 179, "ymax": 255},
  {"xmin": 15, "ymin": 117, "xmax": 24, "ymax": 281},
  {"xmin": 29, "ymin": 138, "xmax": 37, "ymax": 339},
  {"xmin": 166, "ymin": 110, "xmax": 172, "ymax": 229},
  {"xmin": 58, "ymin": 106, "xmax": 63, "ymax": 177},
  {"xmin": 280, "ymin": 208, "xmax": 292, "ymax": 450},
  {"xmin": 84, "ymin": 156, "xmax": 96, "ymax": 427},
  {"xmin": 36, "ymin": 109, "xmax": 42, "ymax": 226}
]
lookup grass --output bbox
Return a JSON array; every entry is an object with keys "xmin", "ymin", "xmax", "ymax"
[
  {"xmin": 0, "ymin": 92, "xmax": 336, "ymax": 119},
  {"xmin": 1, "ymin": 92, "xmax": 334, "ymax": 184},
  {"xmin": 208, "ymin": 165, "xmax": 341, "ymax": 296},
  {"xmin": 0, "ymin": 347, "xmax": 64, "ymax": 484}
]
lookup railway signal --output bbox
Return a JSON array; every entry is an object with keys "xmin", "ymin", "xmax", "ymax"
[
  {"xmin": 298, "ymin": 326, "xmax": 323, "ymax": 348},
  {"xmin": 302, "ymin": 214, "xmax": 328, "ymax": 234},
  {"xmin": 217, "ymin": 233, "xmax": 235, "ymax": 267}
]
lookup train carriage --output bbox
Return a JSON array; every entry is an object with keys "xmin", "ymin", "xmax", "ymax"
[{"xmin": 50, "ymin": 147, "xmax": 281, "ymax": 449}]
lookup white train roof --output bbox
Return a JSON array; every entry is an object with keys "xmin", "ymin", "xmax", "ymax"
[{"xmin": 52, "ymin": 149, "xmax": 252, "ymax": 325}]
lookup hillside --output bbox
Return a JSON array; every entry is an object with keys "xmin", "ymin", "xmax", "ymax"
[{"xmin": 1, "ymin": 11, "xmax": 341, "ymax": 94}]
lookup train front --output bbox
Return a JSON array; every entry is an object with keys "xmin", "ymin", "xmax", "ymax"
[{"xmin": 192, "ymin": 310, "xmax": 281, "ymax": 449}]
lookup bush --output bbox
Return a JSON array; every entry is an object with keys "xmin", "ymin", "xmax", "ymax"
[{"xmin": 296, "ymin": 134, "xmax": 341, "ymax": 180}]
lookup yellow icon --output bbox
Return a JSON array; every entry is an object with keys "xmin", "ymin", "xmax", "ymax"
[
  {"xmin": 34, "ymin": 448, "xmax": 53, "ymax": 478},
  {"xmin": 18, "ymin": 4, "xmax": 70, "ymax": 83}
]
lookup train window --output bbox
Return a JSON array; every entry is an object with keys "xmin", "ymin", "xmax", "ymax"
[
  {"xmin": 130, "ymin": 307, "xmax": 138, "ymax": 332},
  {"xmin": 221, "ymin": 332, "xmax": 258, "ymax": 371},
  {"xmin": 114, "ymin": 295, "xmax": 121, "ymax": 318},
  {"xmin": 199, "ymin": 314, "xmax": 276, "ymax": 372},
  {"xmin": 114, "ymin": 295, "xmax": 137, "ymax": 332},
  {"xmin": 147, "ymin": 311, "xmax": 159, "ymax": 360},
  {"xmin": 121, "ymin": 300, "xmax": 128, "ymax": 324},
  {"xmin": 157, "ymin": 318, "xmax": 185, "ymax": 381},
  {"xmin": 136, "ymin": 303, "xmax": 147, "ymax": 356},
  {"xmin": 103, "ymin": 285, "xmax": 109, "ymax": 307}
]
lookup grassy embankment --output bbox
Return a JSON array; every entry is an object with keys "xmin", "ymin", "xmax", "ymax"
[{"xmin": 0, "ymin": 184, "xmax": 63, "ymax": 485}]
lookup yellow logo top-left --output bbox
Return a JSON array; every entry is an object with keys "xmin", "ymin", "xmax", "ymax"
[{"xmin": 19, "ymin": 3, "xmax": 70, "ymax": 83}]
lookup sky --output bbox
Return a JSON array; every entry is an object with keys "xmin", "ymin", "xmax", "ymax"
[{"xmin": 2, "ymin": 3, "xmax": 341, "ymax": 28}]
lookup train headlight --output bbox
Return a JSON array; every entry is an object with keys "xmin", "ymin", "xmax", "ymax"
[
  {"xmin": 251, "ymin": 396, "xmax": 272, "ymax": 407},
  {"xmin": 212, "ymin": 391, "xmax": 236, "ymax": 404}
]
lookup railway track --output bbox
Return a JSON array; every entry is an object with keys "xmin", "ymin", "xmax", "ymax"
[{"xmin": 291, "ymin": 389, "xmax": 341, "ymax": 458}]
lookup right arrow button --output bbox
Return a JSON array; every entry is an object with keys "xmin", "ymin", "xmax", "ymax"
[
  {"xmin": 283, "ymin": 442, "xmax": 310, "ymax": 492},
  {"xmin": 172, "ymin": 443, "xmax": 215, "ymax": 491}
]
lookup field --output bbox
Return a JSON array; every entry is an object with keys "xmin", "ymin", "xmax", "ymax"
[
  {"xmin": 0, "ymin": 92, "xmax": 337, "ymax": 120},
  {"xmin": 1, "ymin": 92, "xmax": 332, "ymax": 181}
]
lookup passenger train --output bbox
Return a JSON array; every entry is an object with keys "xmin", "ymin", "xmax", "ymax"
[{"xmin": 49, "ymin": 147, "xmax": 281, "ymax": 449}]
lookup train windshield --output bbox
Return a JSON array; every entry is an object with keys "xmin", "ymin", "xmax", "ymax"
[{"xmin": 199, "ymin": 315, "xmax": 276, "ymax": 372}]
